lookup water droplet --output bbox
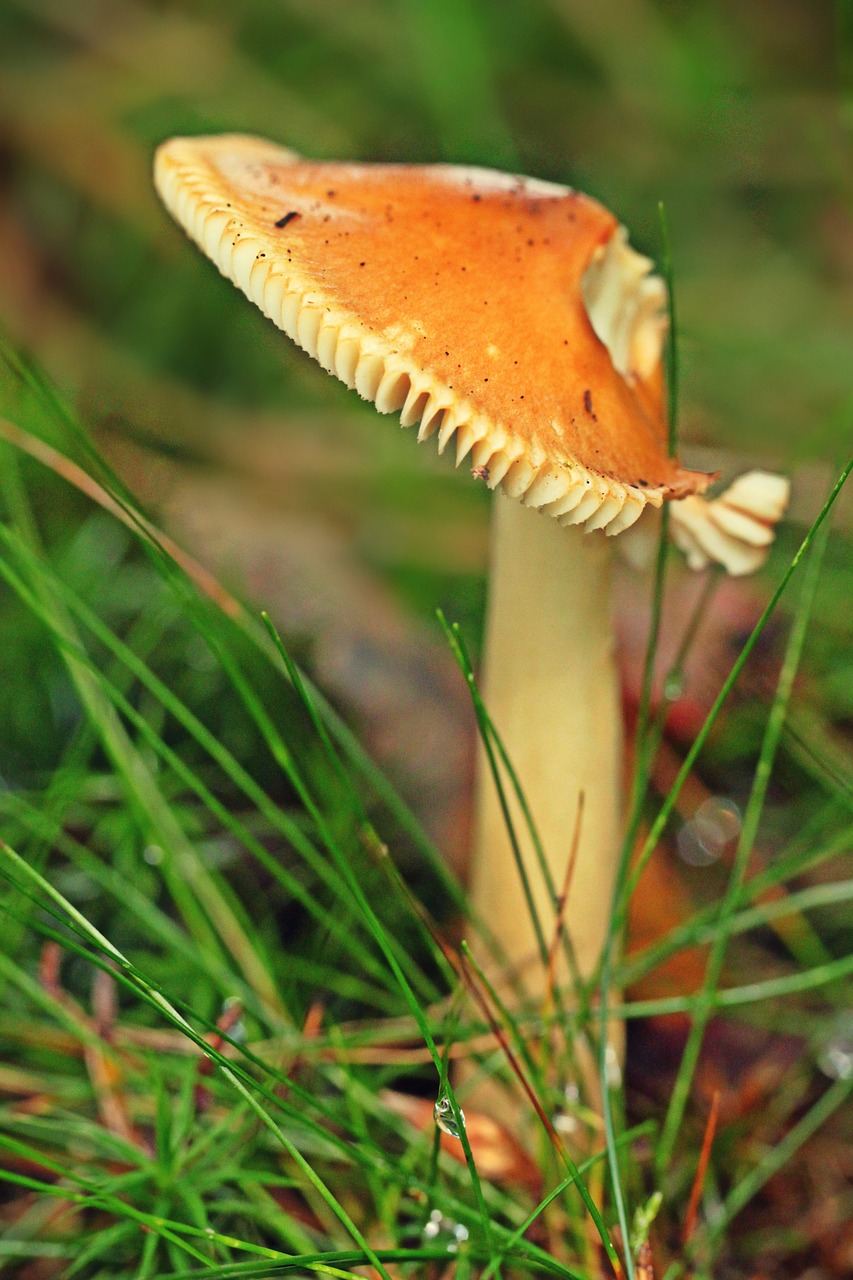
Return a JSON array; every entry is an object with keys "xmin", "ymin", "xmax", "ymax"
[
  {"xmin": 553, "ymin": 1082, "xmax": 580, "ymax": 1135},
  {"xmin": 143, "ymin": 844, "xmax": 164, "ymax": 866},
  {"xmin": 663, "ymin": 673, "xmax": 685, "ymax": 701},
  {"xmin": 433, "ymin": 1094, "xmax": 465, "ymax": 1139},
  {"xmin": 221, "ymin": 996, "xmax": 247, "ymax": 1043},
  {"xmin": 818, "ymin": 1018, "xmax": 853, "ymax": 1080},
  {"xmin": 605, "ymin": 1043, "xmax": 622, "ymax": 1089},
  {"xmin": 422, "ymin": 1208, "xmax": 469, "ymax": 1252},
  {"xmin": 677, "ymin": 797, "xmax": 741, "ymax": 867}
]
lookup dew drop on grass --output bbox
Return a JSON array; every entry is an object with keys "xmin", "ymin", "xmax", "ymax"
[
  {"xmin": 433, "ymin": 1094, "xmax": 465, "ymax": 1139},
  {"xmin": 663, "ymin": 672, "xmax": 685, "ymax": 700},
  {"xmin": 818, "ymin": 1018, "xmax": 853, "ymax": 1080},
  {"xmin": 677, "ymin": 797, "xmax": 741, "ymax": 867},
  {"xmin": 221, "ymin": 995, "xmax": 247, "ymax": 1043},
  {"xmin": 422, "ymin": 1208, "xmax": 469, "ymax": 1252},
  {"xmin": 605, "ymin": 1042, "xmax": 622, "ymax": 1089},
  {"xmin": 553, "ymin": 1081, "xmax": 580, "ymax": 1134}
]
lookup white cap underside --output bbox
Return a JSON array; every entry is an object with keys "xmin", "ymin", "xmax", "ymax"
[{"xmin": 670, "ymin": 470, "xmax": 791, "ymax": 575}]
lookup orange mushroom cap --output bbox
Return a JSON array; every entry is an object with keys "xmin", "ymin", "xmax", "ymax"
[{"xmin": 154, "ymin": 134, "xmax": 712, "ymax": 533}]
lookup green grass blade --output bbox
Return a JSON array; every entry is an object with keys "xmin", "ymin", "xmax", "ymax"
[
  {"xmin": 656, "ymin": 511, "xmax": 832, "ymax": 1173},
  {"xmin": 621, "ymin": 455, "xmax": 853, "ymax": 915},
  {"xmin": 708, "ymin": 1073, "xmax": 853, "ymax": 1243}
]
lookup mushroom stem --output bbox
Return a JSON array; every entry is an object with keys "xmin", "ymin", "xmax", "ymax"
[{"xmin": 470, "ymin": 495, "xmax": 623, "ymax": 1030}]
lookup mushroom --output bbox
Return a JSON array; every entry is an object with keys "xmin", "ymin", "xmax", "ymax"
[
  {"xmin": 153, "ymin": 135, "xmax": 785, "ymax": 1070},
  {"xmin": 669, "ymin": 470, "xmax": 791, "ymax": 576}
]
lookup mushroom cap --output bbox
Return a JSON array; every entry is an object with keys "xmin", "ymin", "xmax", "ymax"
[{"xmin": 154, "ymin": 133, "xmax": 712, "ymax": 534}]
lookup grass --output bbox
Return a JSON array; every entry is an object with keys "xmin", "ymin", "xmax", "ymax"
[
  {"xmin": 1, "ymin": 338, "xmax": 852, "ymax": 1276},
  {"xmin": 1, "ymin": 2, "xmax": 853, "ymax": 1275}
]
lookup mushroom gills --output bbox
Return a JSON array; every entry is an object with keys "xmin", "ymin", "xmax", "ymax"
[{"xmin": 581, "ymin": 226, "xmax": 668, "ymax": 381}]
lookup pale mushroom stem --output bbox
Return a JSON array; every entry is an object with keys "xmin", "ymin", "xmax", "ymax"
[{"xmin": 470, "ymin": 495, "xmax": 623, "ymax": 1071}]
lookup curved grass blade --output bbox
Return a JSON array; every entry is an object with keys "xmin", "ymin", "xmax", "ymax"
[{"xmin": 656, "ymin": 511, "xmax": 832, "ymax": 1172}]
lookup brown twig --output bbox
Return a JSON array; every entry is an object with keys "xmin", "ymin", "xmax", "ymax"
[
  {"xmin": 682, "ymin": 1089, "xmax": 721, "ymax": 1244},
  {"xmin": 92, "ymin": 965, "xmax": 119, "ymax": 1039},
  {"xmin": 38, "ymin": 945, "xmax": 149, "ymax": 1151},
  {"xmin": 635, "ymin": 1239, "xmax": 655, "ymax": 1280},
  {"xmin": 194, "ymin": 997, "xmax": 246, "ymax": 1113}
]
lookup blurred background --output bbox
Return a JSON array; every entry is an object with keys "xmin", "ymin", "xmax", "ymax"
[{"xmin": 0, "ymin": 0, "xmax": 850, "ymax": 864}]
